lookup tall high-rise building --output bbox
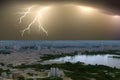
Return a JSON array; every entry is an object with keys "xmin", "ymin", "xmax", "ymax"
[{"xmin": 50, "ymin": 67, "xmax": 60, "ymax": 77}]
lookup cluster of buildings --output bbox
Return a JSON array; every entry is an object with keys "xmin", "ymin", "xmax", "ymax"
[
  {"xmin": 0, "ymin": 45, "xmax": 114, "ymax": 66},
  {"xmin": 0, "ymin": 52, "xmax": 40, "ymax": 66},
  {"xmin": 0, "ymin": 41, "xmax": 119, "ymax": 79},
  {"xmin": 0, "ymin": 69, "xmax": 22, "ymax": 80},
  {"xmin": 0, "ymin": 67, "xmax": 62, "ymax": 80},
  {"xmin": 0, "ymin": 40, "xmax": 117, "ymax": 52},
  {"xmin": 0, "ymin": 41, "xmax": 115, "ymax": 66}
]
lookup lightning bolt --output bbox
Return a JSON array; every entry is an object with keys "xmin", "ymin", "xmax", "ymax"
[
  {"xmin": 17, "ymin": 6, "xmax": 49, "ymax": 36},
  {"xmin": 38, "ymin": 15, "xmax": 48, "ymax": 36},
  {"xmin": 18, "ymin": 6, "xmax": 34, "ymax": 24}
]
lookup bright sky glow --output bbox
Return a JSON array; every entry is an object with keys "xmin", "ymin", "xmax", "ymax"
[
  {"xmin": 113, "ymin": 15, "xmax": 120, "ymax": 19},
  {"xmin": 78, "ymin": 6, "xmax": 95, "ymax": 13}
]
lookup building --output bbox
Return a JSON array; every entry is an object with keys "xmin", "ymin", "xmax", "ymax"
[
  {"xmin": 1, "ymin": 72, "xmax": 7, "ymax": 78},
  {"xmin": 0, "ymin": 77, "xmax": 4, "ymax": 80},
  {"xmin": 12, "ymin": 72, "xmax": 20, "ymax": 79},
  {"xmin": 49, "ymin": 68, "xmax": 60, "ymax": 77}
]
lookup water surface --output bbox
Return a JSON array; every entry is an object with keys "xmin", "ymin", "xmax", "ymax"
[{"xmin": 49, "ymin": 54, "xmax": 120, "ymax": 68}]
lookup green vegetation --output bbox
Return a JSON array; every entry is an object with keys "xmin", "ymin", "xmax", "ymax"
[
  {"xmin": 36, "ymin": 77, "xmax": 63, "ymax": 80},
  {"xmin": 7, "ymin": 64, "xmax": 13, "ymax": 67},
  {"xmin": 0, "ymin": 68, "xmax": 4, "ymax": 75},
  {"xmin": 14, "ymin": 62, "xmax": 120, "ymax": 80},
  {"xmin": 20, "ymin": 46, "xmax": 38, "ymax": 50},
  {"xmin": 27, "ymin": 73, "xmax": 34, "ymax": 76},
  {"xmin": 63, "ymin": 62, "xmax": 120, "ymax": 80},
  {"xmin": 109, "ymin": 56, "xmax": 120, "ymax": 59},
  {"xmin": 27, "ymin": 79, "xmax": 33, "ymax": 80},
  {"xmin": 0, "ymin": 68, "xmax": 11, "ymax": 76},
  {"xmin": 26, "ymin": 77, "xmax": 62, "ymax": 80},
  {"xmin": 0, "ymin": 50, "xmax": 11, "ymax": 54},
  {"xmin": 40, "ymin": 50, "xmax": 120, "ymax": 61},
  {"xmin": 40, "ymin": 51, "xmax": 78, "ymax": 61},
  {"xmin": 0, "ymin": 63, "xmax": 5, "ymax": 66},
  {"xmin": 82, "ymin": 50, "xmax": 120, "ymax": 55},
  {"xmin": 17, "ymin": 75, "xmax": 25, "ymax": 80}
]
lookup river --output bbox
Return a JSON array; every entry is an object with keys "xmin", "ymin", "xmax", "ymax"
[{"xmin": 49, "ymin": 54, "xmax": 120, "ymax": 68}]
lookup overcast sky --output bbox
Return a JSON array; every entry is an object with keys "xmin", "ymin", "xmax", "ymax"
[{"xmin": 1, "ymin": 0, "xmax": 120, "ymax": 40}]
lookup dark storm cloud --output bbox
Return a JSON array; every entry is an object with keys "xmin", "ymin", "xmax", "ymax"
[
  {"xmin": 1, "ymin": 0, "xmax": 120, "ymax": 14},
  {"xmin": 0, "ymin": 0, "xmax": 120, "ymax": 40},
  {"xmin": 1, "ymin": 0, "xmax": 120, "ymax": 8}
]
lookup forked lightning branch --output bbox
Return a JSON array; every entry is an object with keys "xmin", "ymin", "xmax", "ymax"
[{"xmin": 17, "ymin": 6, "xmax": 49, "ymax": 36}]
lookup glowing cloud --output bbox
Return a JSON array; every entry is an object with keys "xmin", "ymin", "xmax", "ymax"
[
  {"xmin": 113, "ymin": 15, "xmax": 120, "ymax": 19},
  {"xmin": 78, "ymin": 6, "xmax": 95, "ymax": 13}
]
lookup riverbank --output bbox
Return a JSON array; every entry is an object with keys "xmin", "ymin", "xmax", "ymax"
[
  {"xmin": 40, "ymin": 50, "xmax": 120, "ymax": 62},
  {"xmin": 109, "ymin": 56, "xmax": 120, "ymax": 59},
  {"xmin": 81, "ymin": 50, "xmax": 120, "ymax": 55},
  {"xmin": 40, "ymin": 51, "xmax": 78, "ymax": 61}
]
